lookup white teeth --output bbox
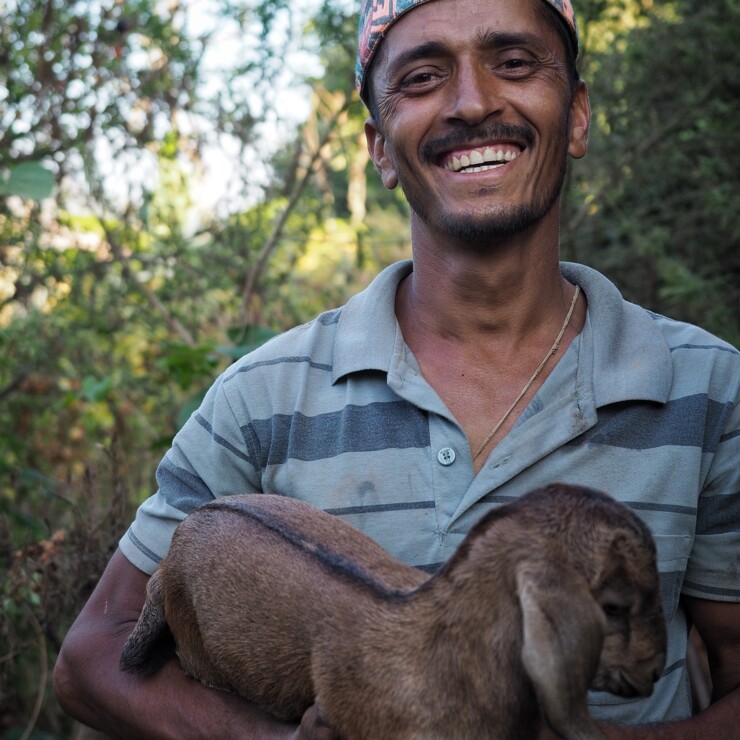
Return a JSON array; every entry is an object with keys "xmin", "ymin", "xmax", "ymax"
[
  {"xmin": 447, "ymin": 147, "xmax": 520, "ymax": 172},
  {"xmin": 465, "ymin": 163, "xmax": 505, "ymax": 173}
]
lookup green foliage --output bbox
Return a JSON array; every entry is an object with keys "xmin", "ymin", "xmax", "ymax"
[
  {"xmin": 1, "ymin": 466, "xmax": 131, "ymax": 739},
  {"xmin": 0, "ymin": 163, "xmax": 55, "ymax": 200},
  {"xmin": 0, "ymin": 0, "xmax": 200, "ymax": 167},
  {"xmin": 1, "ymin": 0, "xmax": 738, "ymax": 736},
  {"xmin": 565, "ymin": 0, "xmax": 740, "ymax": 345},
  {"xmin": 157, "ymin": 342, "xmax": 220, "ymax": 390}
]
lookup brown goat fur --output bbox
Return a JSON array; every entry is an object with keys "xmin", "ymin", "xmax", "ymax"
[{"xmin": 120, "ymin": 483, "xmax": 667, "ymax": 739}]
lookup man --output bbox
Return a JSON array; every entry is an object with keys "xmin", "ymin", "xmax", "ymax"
[{"xmin": 54, "ymin": 0, "xmax": 740, "ymax": 737}]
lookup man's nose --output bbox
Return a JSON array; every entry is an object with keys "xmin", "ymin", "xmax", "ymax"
[{"xmin": 448, "ymin": 62, "xmax": 505, "ymax": 125}]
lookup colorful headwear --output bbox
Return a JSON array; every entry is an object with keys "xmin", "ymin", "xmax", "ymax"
[{"xmin": 356, "ymin": 0, "xmax": 578, "ymax": 104}]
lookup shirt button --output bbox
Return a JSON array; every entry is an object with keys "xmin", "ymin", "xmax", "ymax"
[{"xmin": 437, "ymin": 447, "xmax": 456, "ymax": 466}]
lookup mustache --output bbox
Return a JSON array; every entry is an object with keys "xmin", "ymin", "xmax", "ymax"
[{"xmin": 420, "ymin": 123, "xmax": 535, "ymax": 163}]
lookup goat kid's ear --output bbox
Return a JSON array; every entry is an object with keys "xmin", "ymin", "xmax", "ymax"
[
  {"xmin": 594, "ymin": 532, "xmax": 633, "ymax": 591},
  {"xmin": 516, "ymin": 564, "xmax": 606, "ymax": 737}
]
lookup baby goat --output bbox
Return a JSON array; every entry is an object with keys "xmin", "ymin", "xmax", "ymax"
[{"xmin": 121, "ymin": 483, "xmax": 667, "ymax": 739}]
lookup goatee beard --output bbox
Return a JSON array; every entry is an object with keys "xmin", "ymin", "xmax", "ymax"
[
  {"xmin": 404, "ymin": 121, "xmax": 569, "ymax": 244},
  {"xmin": 430, "ymin": 198, "xmax": 560, "ymax": 244},
  {"xmin": 406, "ymin": 162, "xmax": 567, "ymax": 245}
]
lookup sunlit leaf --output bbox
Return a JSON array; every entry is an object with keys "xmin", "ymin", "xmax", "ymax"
[
  {"xmin": 0, "ymin": 162, "xmax": 54, "ymax": 200},
  {"xmin": 80, "ymin": 376, "xmax": 113, "ymax": 403}
]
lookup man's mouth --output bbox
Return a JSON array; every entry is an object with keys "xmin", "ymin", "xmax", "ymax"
[{"xmin": 442, "ymin": 145, "xmax": 522, "ymax": 173}]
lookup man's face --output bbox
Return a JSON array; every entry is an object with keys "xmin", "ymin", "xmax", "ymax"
[{"xmin": 365, "ymin": 0, "xmax": 590, "ymax": 244}]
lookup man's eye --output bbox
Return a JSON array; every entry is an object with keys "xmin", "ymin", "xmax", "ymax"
[
  {"xmin": 402, "ymin": 71, "xmax": 437, "ymax": 87},
  {"xmin": 502, "ymin": 58, "xmax": 531, "ymax": 70},
  {"xmin": 497, "ymin": 54, "xmax": 538, "ymax": 76}
]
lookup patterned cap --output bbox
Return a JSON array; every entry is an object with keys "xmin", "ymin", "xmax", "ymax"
[{"xmin": 356, "ymin": 0, "xmax": 578, "ymax": 103}]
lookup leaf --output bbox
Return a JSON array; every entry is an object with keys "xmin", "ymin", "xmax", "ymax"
[
  {"xmin": 221, "ymin": 326, "xmax": 279, "ymax": 358},
  {"xmin": 157, "ymin": 342, "xmax": 219, "ymax": 389},
  {"xmin": 0, "ymin": 162, "xmax": 55, "ymax": 200},
  {"xmin": 80, "ymin": 375, "xmax": 113, "ymax": 402}
]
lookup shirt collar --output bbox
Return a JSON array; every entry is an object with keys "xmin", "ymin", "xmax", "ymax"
[
  {"xmin": 561, "ymin": 262, "xmax": 673, "ymax": 406},
  {"xmin": 332, "ymin": 260, "xmax": 413, "ymax": 383},
  {"xmin": 332, "ymin": 259, "xmax": 673, "ymax": 406}
]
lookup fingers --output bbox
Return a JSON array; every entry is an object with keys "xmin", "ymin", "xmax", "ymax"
[{"xmin": 293, "ymin": 702, "xmax": 342, "ymax": 740}]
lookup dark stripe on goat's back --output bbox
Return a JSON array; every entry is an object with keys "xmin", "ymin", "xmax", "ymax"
[{"xmin": 199, "ymin": 499, "xmax": 415, "ymax": 601}]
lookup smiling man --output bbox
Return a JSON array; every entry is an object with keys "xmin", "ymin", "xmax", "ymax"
[
  {"xmin": 363, "ymin": 0, "xmax": 585, "ymax": 248},
  {"xmin": 359, "ymin": 0, "xmax": 592, "ymax": 476},
  {"xmin": 54, "ymin": 0, "xmax": 740, "ymax": 738}
]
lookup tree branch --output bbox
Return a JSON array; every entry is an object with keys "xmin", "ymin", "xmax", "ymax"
[{"xmin": 238, "ymin": 92, "xmax": 352, "ymax": 326}]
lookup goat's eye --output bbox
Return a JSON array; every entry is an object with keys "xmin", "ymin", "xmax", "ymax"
[{"xmin": 602, "ymin": 603, "xmax": 630, "ymax": 618}]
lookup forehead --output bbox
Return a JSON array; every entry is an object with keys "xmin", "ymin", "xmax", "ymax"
[{"xmin": 377, "ymin": 0, "xmax": 560, "ymax": 66}]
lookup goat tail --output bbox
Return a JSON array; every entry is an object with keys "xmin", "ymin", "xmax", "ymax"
[{"xmin": 119, "ymin": 569, "xmax": 175, "ymax": 675}]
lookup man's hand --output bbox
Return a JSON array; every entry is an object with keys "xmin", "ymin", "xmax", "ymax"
[
  {"xmin": 291, "ymin": 702, "xmax": 342, "ymax": 740},
  {"xmin": 54, "ymin": 548, "xmax": 305, "ymax": 739}
]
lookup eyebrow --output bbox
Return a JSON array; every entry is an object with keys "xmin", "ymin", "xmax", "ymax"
[
  {"xmin": 474, "ymin": 30, "xmax": 547, "ymax": 52},
  {"xmin": 384, "ymin": 40, "xmax": 450, "ymax": 78},
  {"xmin": 385, "ymin": 30, "xmax": 548, "ymax": 78}
]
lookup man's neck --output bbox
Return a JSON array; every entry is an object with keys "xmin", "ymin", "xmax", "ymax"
[
  {"xmin": 399, "ymin": 211, "xmax": 575, "ymax": 351},
  {"xmin": 395, "ymin": 213, "xmax": 586, "ymax": 468}
]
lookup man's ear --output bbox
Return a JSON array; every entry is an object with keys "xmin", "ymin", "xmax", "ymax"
[
  {"xmin": 568, "ymin": 80, "xmax": 591, "ymax": 160},
  {"xmin": 364, "ymin": 117, "xmax": 399, "ymax": 190}
]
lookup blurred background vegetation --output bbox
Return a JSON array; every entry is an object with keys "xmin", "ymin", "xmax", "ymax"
[{"xmin": 1, "ymin": 0, "xmax": 738, "ymax": 736}]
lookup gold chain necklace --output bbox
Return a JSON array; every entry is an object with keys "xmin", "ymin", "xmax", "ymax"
[{"xmin": 472, "ymin": 285, "xmax": 581, "ymax": 461}]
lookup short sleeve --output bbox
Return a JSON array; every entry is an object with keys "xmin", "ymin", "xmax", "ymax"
[
  {"xmin": 119, "ymin": 368, "xmax": 262, "ymax": 574},
  {"xmin": 683, "ymin": 361, "xmax": 740, "ymax": 602}
]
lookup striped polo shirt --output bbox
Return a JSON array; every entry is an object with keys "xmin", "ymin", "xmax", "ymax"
[{"xmin": 120, "ymin": 259, "xmax": 740, "ymax": 726}]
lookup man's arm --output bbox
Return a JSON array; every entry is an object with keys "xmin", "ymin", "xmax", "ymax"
[
  {"xmin": 600, "ymin": 597, "xmax": 740, "ymax": 739},
  {"xmin": 53, "ymin": 548, "xmax": 336, "ymax": 740}
]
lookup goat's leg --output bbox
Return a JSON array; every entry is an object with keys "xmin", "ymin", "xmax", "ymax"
[{"xmin": 120, "ymin": 570, "xmax": 174, "ymax": 675}]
